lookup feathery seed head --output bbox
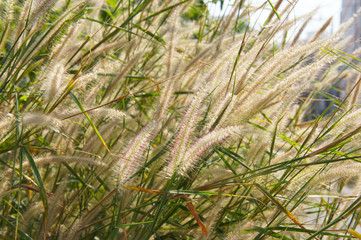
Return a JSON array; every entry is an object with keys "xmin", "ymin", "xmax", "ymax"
[
  {"xmin": 180, "ymin": 125, "xmax": 243, "ymax": 175},
  {"xmin": 115, "ymin": 121, "xmax": 158, "ymax": 188},
  {"xmin": 42, "ymin": 63, "xmax": 65, "ymax": 102},
  {"xmin": 166, "ymin": 85, "xmax": 209, "ymax": 177},
  {"xmin": 29, "ymin": 0, "xmax": 58, "ymax": 26},
  {"xmin": 91, "ymin": 108, "xmax": 126, "ymax": 122},
  {"xmin": 22, "ymin": 112, "xmax": 63, "ymax": 129}
]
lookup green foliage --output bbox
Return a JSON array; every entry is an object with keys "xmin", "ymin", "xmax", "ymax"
[
  {"xmin": 182, "ymin": 0, "xmax": 207, "ymax": 21},
  {"xmin": 0, "ymin": 0, "xmax": 361, "ymax": 239}
]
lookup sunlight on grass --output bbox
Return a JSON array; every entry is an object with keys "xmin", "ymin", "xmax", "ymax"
[{"xmin": 0, "ymin": 0, "xmax": 360, "ymax": 239}]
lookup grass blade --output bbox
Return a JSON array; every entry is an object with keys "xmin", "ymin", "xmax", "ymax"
[{"xmin": 70, "ymin": 93, "xmax": 110, "ymax": 152}]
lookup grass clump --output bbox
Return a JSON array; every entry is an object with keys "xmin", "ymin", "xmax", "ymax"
[{"xmin": 1, "ymin": 0, "xmax": 361, "ymax": 239}]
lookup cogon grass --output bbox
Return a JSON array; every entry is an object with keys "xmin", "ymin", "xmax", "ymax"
[{"xmin": 1, "ymin": 0, "xmax": 361, "ymax": 239}]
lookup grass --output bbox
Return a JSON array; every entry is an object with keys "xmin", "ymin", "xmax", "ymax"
[{"xmin": 1, "ymin": 0, "xmax": 361, "ymax": 239}]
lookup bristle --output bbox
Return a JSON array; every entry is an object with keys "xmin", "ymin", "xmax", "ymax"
[
  {"xmin": 115, "ymin": 121, "xmax": 158, "ymax": 188},
  {"xmin": 3, "ymin": 156, "xmax": 106, "ymax": 178},
  {"xmin": 42, "ymin": 63, "xmax": 65, "ymax": 102},
  {"xmin": 180, "ymin": 125, "xmax": 242, "ymax": 175},
  {"xmin": 22, "ymin": 112, "xmax": 63, "ymax": 128},
  {"xmin": 1, "ymin": 1, "xmax": 361, "ymax": 238}
]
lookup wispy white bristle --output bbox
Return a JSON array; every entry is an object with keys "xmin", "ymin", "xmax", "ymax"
[
  {"xmin": 42, "ymin": 63, "xmax": 65, "ymax": 102},
  {"xmin": 115, "ymin": 121, "xmax": 158, "ymax": 188},
  {"xmin": 22, "ymin": 112, "xmax": 63, "ymax": 129},
  {"xmin": 180, "ymin": 125, "xmax": 242, "ymax": 175}
]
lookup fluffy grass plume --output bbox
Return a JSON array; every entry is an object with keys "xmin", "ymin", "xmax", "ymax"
[{"xmin": 1, "ymin": 0, "xmax": 361, "ymax": 239}]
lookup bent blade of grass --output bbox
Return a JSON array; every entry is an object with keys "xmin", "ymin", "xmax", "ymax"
[
  {"xmin": 70, "ymin": 93, "xmax": 110, "ymax": 152},
  {"xmin": 182, "ymin": 195, "xmax": 208, "ymax": 235},
  {"xmin": 22, "ymin": 146, "xmax": 48, "ymax": 239},
  {"xmin": 254, "ymin": 183, "xmax": 315, "ymax": 238}
]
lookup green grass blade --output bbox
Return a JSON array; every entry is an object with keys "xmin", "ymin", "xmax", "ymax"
[
  {"xmin": 0, "ymin": 215, "xmax": 33, "ymax": 240},
  {"xmin": 70, "ymin": 93, "xmax": 110, "ymax": 152},
  {"xmin": 22, "ymin": 146, "xmax": 48, "ymax": 237},
  {"xmin": 266, "ymin": 0, "xmax": 281, "ymax": 20},
  {"xmin": 306, "ymin": 195, "xmax": 361, "ymax": 240}
]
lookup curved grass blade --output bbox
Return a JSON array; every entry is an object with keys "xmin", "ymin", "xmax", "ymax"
[
  {"xmin": 254, "ymin": 183, "xmax": 317, "ymax": 239},
  {"xmin": 183, "ymin": 195, "xmax": 208, "ymax": 235},
  {"xmin": 22, "ymin": 146, "xmax": 48, "ymax": 240},
  {"xmin": 70, "ymin": 93, "xmax": 110, "ymax": 152}
]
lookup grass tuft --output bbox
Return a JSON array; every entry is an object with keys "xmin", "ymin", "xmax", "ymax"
[{"xmin": 0, "ymin": 0, "xmax": 360, "ymax": 239}]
